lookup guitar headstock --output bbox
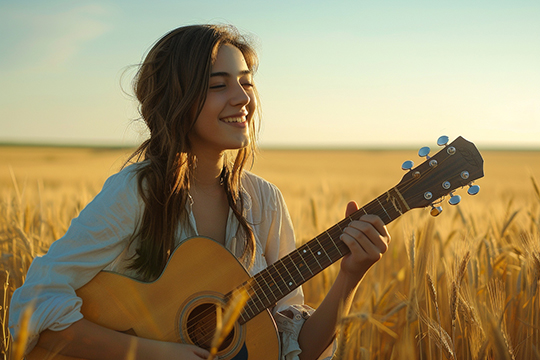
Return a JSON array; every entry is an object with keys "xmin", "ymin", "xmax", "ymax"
[{"xmin": 397, "ymin": 136, "xmax": 484, "ymax": 215}]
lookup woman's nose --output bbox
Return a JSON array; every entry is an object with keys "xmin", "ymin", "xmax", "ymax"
[{"xmin": 230, "ymin": 83, "xmax": 251, "ymax": 107}]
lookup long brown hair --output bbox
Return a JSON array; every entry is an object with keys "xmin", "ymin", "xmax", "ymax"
[{"xmin": 126, "ymin": 25, "xmax": 260, "ymax": 281}]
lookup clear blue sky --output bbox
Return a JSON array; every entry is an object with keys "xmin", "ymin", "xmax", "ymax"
[{"xmin": 1, "ymin": 0, "xmax": 539, "ymax": 148}]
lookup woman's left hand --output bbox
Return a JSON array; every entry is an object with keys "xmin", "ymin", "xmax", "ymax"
[{"xmin": 339, "ymin": 200, "xmax": 391, "ymax": 283}]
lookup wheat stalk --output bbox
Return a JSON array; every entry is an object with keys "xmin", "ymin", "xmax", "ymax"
[
  {"xmin": 333, "ymin": 319, "xmax": 352, "ymax": 360},
  {"xmin": 0, "ymin": 271, "xmax": 10, "ymax": 358},
  {"xmin": 379, "ymin": 301, "xmax": 407, "ymax": 323},
  {"xmin": 125, "ymin": 337, "xmax": 137, "ymax": 360},
  {"xmin": 500, "ymin": 209, "xmax": 520, "ymax": 240},
  {"xmin": 208, "ymin": 289, "xmax": 249, "ymax": 360},
  {"xmin": 449, "ymin": 250, "xmax": 470, "ymax": 356},
  {"xmin": 419, "ymin": 311, "xmax": 455, "ymax": 360},
  {"xmin": 484, "ymin": 314, "xmax": 513, "ymax": 360},
  {"xmin": 531, "ymin": 176, "xmax": 540, "ymax": 203},
  {"xmin": 426, "ymin": 273, "xmax": 443, "ymax": 359},
  {"xmin": 10, "ymin": 303, "xmax": 33, "ymax": 360}
]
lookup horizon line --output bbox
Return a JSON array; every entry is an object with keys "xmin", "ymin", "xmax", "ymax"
[{"xmin": 0, "ymin": 141, "xmax": 539, "ymax": 152}]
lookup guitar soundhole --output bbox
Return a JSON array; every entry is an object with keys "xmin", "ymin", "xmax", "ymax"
[{"xmin": 186, "ymin": 303, "xmax": 234, "ymax": 351}]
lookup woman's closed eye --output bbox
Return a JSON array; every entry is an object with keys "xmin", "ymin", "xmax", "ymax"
[
  {"xmin": 209, "ymin": 83, "xmax": 226, "ymax": 90},
  {"xmin": 209, "ymin": 82, "xmax": 253, "ymax": 91}
]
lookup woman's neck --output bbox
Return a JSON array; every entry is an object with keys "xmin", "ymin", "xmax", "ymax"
[{"xmin": 192, "ymin": 150, "xmax": 225, "ymax": 190}]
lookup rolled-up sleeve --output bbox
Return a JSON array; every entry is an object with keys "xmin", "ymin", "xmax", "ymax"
[{"xmin": 8, "ymin": 165, "xmax": 142, "ymax": 353}]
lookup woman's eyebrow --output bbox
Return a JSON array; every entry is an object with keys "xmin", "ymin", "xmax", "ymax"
[{"xmin": 210, "ymin": 70, "xmax": 252, "ymax": 77}]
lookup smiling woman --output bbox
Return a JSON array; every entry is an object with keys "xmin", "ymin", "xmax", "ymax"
[
  {"xmin": 8, "ymin": 24, "xmax": 391, "ymax": 360},
  {"xmin": 191, "ymin": 44, "xmax": 256, "ymax": 156}
]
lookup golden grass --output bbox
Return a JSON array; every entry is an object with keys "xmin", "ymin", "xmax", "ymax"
[{"xmin": 1, "ymin": 145, "xmax": 540, "ymax": 359}]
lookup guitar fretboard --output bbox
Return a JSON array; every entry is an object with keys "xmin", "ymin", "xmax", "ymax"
[{"xmin": 230, "ymin": 186, "xmax": 410, "ymax": 324}]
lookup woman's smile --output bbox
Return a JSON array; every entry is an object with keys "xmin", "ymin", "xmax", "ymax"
[{"xmin": 220, "ymin": 112, "xmax": 248, "ymax": 127}]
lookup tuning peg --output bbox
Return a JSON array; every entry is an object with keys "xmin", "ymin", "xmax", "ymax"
[
  {"xmin": 401, "ymin": 160, "xmax": 414, "ymax": 171},
  {"xmin": 468, "ymin": 184, "xmax": 480, "ymax": 195},
  {"xmin": 419, "ymin": 146, "xmax": 439, "ymax": 167},
  {"xmin": 430, "ymin": 205, "xmax": 443, "ymax": 217},
  {"xmin": 418, "ymin": 146, "xmax": 431, "ymax": 159},
  {"xmin": 437, "ymin": 135, "xmax": 449, "ymax": 146},
  {"xmin": 448, "ymin": 192, "xmax": 461, "ymax": 205}
]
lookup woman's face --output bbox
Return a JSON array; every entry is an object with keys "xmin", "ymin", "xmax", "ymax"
[{"xmin": 190, "ymin": 44, "xmax": 256, "ymax": 155}]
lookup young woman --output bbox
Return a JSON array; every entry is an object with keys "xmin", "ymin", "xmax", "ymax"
[{"xmin": 9, "ymin": 24, "xmax": 390, "ymax": 360}]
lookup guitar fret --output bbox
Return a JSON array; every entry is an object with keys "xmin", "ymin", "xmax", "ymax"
[
  {"xmin": 310, "ymin": 240, "xmax": 332, "ymax": 268},
  {"xmin": 249, "ymin": 280, "xmax": 266, "ymax": 312},
  {"xmin": 290, "ymin": 251, "xmax": 312, "ymax": 281},
  {"xmin": 246, "ymin": 286, "xmax": 261, "ymax": 316},
  {"xmin": 240, "ymin": 285, "xmax": 256, "ymax": 319},
  {"xmin": 257, "ymin": 271, "xmax": 278, "ymax": 305},
  {"xmin": 376, "ymin": 197, "xmax": 392, "ymax": 222},
  {"xmin": 262, "ymin": 271, "xmax": 281, "ymax": 301},
  {"xmin": 325, "ymin": 230, "xmax": 343, "ymax": 257},
  {"xmin": 317, "ymin": 236, "xmax": 333, "ymax": 263},
  {"xmin": 255, "ymin": 272, "xmax": 277, "ymax": 305},
  {"xmin": 281, "ymin": 257, "xmax": 301, "ymax": 287},
  {"xmin": 298, "ymin": 247, "xmax": 315, "ymax": 276},
  {"xmin": 306, "ymin": 243, "xmax": 323, "ymax": 270},
  {"xmin": 290, "ymin": 259, "xmax": 305, "ymax": 283},
  {"xmin": 328, "ymin": 232, "xmax": 343, "ymax": 257},
  {"xmin": 325, "ymin": 233, "xmax": 343, "ymax": 263},
  {"xmin": 273, "ymin": 260, "xmax": 293, "ymax": 291},
  {"xmin": 267, "ymin": 266, "xmax": 285, "ymax": 296}
]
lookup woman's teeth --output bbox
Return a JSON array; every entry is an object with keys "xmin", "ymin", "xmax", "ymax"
[{"xmin": 222, "ymin": 117, "xmax": 244, "ymax": 123}]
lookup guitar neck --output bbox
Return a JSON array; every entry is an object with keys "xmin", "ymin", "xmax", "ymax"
[
  {"xmin": 234, "ymin": 186, "xmax": 410, "ymax": 324},
  {"xmin": 225, "ymin": 136, "xmax": 484, "ymax": 325}
]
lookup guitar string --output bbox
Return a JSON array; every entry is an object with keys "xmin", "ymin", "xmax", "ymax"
[{"xmin": 181, "ymin": 152, "xmax": 463, "ymax": 342}]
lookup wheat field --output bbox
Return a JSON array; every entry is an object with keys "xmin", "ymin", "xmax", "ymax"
[{"xmin": 1, "ymin": 144, "xmax": 540, "ymax": 359}]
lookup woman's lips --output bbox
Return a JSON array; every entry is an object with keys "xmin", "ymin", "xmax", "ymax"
[{"xmin": 220, "ymin": 116, "xmax": 248, "ymax": 127}]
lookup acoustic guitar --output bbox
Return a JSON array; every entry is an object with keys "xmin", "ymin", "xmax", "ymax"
[{"xmin": 27, "ymin": 136, "xmax": 484, "ymax": 360}]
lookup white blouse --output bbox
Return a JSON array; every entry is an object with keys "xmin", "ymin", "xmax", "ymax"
[{"xmin": 9, "ymin": 162, "xmax": 334, "ymax": 359}]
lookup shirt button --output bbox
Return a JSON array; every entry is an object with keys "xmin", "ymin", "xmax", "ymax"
[{"xmin": 294, "ymin": 314, "xmax": 302, "ymax": 321}]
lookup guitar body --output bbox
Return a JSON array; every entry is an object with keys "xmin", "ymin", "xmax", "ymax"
[{"xmin": 27, "ymin": 237, "xmax": 280, "ymax": 360}]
